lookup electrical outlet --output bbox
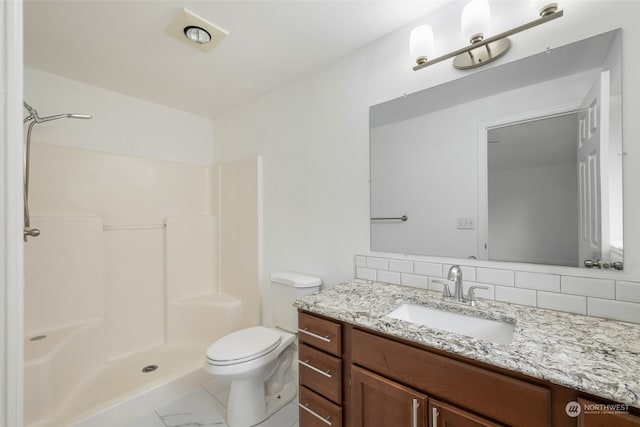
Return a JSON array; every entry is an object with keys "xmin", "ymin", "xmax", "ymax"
[{"xmin": 457, "ymin": 218, "xmax": 475, "ymax": 229}]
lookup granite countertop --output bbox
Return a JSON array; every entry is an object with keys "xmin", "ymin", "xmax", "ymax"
[{"xmin": 294, "ymin": 279, "xmax": 640, "ymax": 407}]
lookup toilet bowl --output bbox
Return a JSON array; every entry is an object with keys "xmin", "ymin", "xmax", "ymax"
[
  {"xmin": 204, "ymin": 272, "xmax": 321, "ymax": 426},
  {"xmin": 205, "ymin": 326, "xmax": 296, "ymax": 426}
]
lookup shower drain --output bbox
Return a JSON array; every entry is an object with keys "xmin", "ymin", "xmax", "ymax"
[
  {"xmin": 29, "ymin": 335, "xmax": 47, "ymax": 341},
  {"xmin": 141, "ymin": 364, "xmax": 158, "ymax": 373}
]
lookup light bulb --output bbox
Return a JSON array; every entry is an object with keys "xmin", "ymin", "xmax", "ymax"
[
  {"xmin": 410, "ymin": 25, "xmax": 435, "ymax": 65},
  {"xmin": 184, "ymin": 26, "xmax": 211, "ymax": 44},
  {"xmin": 461, "ymin": 0, "xmax": 491, "ymax": 44}
]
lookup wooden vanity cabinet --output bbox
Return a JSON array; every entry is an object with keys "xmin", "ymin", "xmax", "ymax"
[
  {"xmin": 350, "ymin": 328, "xmax": 549, "ymax": 427},
  {"xmin": 351, "ymin": 365, "xmax": 428, "ymax": 427},
  {"xmin": 298, "ymin": 310, "xmax": 639, "ymax": 427}
]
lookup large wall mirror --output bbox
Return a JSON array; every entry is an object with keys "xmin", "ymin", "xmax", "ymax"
[{"xmin": 370, "ymin": 29, "xmax": 623, "ymax": 270}]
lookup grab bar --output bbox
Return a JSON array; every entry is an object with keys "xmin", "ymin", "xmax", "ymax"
[{"xmin": 371, "ymin": 215, "xmax": 408, "ymax": 222}]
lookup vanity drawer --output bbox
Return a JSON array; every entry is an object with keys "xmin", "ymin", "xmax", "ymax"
[
  {"xmin": 299, "ymin": 343, "xmax": 342, "ymax": 404},
  {"xmin": 299, "ymin": 385, "xmax": 342, "ymax": 427},
  {"xmin": 351, "ymin": 329, "xmax": 551, "ymax": 427},
  {"xmin": 298, "ymin": 312, "xmax": 342, "ymax": 356}
]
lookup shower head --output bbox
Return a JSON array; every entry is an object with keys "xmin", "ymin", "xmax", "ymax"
[
  {"xmin": 23, "ymin": 101, "xmax": 92, "ymax": 124},
  {"xmin": 37, "ymin": 113, "xmax": 93, "ymax": 123}
]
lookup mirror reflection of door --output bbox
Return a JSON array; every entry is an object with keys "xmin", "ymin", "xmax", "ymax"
[
  {"xmin": 577, "ymin": 71, "xmax": 610, "ymax": 267},
  {"xmin": 486, "ymin": 70, "xmax": 623, "ymax": 268},
  {"xmin": 487, "ymin": 113, "xmax": 580, "ymax": 267}
]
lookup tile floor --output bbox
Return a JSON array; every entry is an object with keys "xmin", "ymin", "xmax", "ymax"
[{"xmin": 126, "ymin": 378, "xmax": 299, "ymax": 427}]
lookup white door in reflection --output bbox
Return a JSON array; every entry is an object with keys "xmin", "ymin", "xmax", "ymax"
[{"xmin": 577, "ymin": 71, "xmax": 610, "ymax": 266}]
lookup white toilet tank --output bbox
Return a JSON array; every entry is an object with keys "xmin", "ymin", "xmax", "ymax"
[{"xmin": 271, "ymin": 272, "xmax": 321, "ymax": 332}]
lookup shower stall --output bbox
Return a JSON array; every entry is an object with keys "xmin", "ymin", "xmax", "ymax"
[{"xmin": 21, "ymin": 96, "xmax": 251, "ymax": 426}]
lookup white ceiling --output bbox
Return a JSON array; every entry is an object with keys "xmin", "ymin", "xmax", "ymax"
[{"xmin": 24, "ymin": 0, "xmax": 450, "ymax": 119}]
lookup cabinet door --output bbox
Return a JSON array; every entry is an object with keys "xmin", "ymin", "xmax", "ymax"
[
  {"xmin": 577, "ymin": 398, "xmax": 640, "ymax": 427},
  {"xmin": 430, "ymin": 399, "xmax": 503, "ymax": 427},
  {"xmin": 351, "ymin": 365, "xmax": 427, "ymax": 427}
]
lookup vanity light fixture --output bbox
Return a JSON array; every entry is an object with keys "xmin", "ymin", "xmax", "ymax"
[{"xmin": 411, "ymin": 0, "xmax": 563, "ymax": 71}]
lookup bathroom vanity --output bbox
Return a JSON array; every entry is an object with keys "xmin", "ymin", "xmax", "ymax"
[{"xmin": 295, "ymin": 280, "xmax": 640, "ymax": 426}]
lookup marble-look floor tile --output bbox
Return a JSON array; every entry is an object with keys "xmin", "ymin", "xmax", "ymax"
[
  {"xmin": 156, "ymin": 388, "xmax": 227, "ymax": 427},
  {"xmin": 203, "ymin": 377, "xmax": 230, "ymax": 408},
  {"xmin": 212, "ymin": 387, "xmax": 229, "ymax": 407},
  {"xmin": 255, "ymin": 401, "xmax": 298, "ymax": 427},
  {"xmin": 128, "ymin": 381, "xmax": 298, "ymax": 427},
  {"xmin": 125, "ymin": 411, "xmax": 167, "ymax": 427},
  {"xmin": 203, "ymin": 378, "xmax": 230, "ymax": 397}
]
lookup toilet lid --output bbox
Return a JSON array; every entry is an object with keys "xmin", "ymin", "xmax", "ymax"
[{"xmin": 206, "ymin": 326, "xmax": 282, "ymax": 365}]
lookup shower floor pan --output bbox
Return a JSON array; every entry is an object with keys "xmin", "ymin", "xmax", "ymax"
[
  {"xmin": 27, "ymin": 338, "xmax": 210, "ymax": 427},
  {"xmin": 24, "ymin": 292, "xmax": 242, "ymax": 427}
]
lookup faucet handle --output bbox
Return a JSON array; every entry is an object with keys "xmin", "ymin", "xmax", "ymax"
[
  {"xmin": 432, "ymin": 280, "xmax": 453, "ymax": 298},
  {"xmin": 466, "ymin": 285, "xmax": 489, "ymax": 304}
]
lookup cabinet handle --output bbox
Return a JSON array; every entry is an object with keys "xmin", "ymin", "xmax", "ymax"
[
  {"xmin": 298, "ymin": 402, "xmax": 332, "ymax": 426},
  {"xmin": 298, "ymin": 327, "xmax": 331, "ymax": 343},
  {"xmin": 299, "ymin": 359, "xmax": 332, "ymax": 378},
  {"xmin": 412, "ymin": 398, "xmax": 419, "ymax": 427},
  {"xmin": 432, "ymin": 407, "xmax": 439, "ymax": 426}
]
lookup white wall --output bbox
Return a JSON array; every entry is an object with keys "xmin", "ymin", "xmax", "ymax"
[
  {"xmin": 212, "ymin": 1, "xmax": 640, "ymax": 324},
  {"xmin": 220, "ymin": 155, "xmax": 262, "ymax": 328},
  {"xmin": 489, "ymin": 163, "xmax": 578, "ymax": 266},
  {"xmin": 24, "ymin": 67, "xmax": 214, "ymax": 165}
]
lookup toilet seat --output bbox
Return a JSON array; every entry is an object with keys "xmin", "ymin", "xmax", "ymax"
[{"xmin": 206, "ymin": 326, "xmax": 282, "ymax": 366}]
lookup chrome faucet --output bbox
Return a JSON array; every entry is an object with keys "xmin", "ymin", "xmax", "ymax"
[
  {"xmin": 447, "ymin": 265, "xmax": 464, "ymax": 302},
  {"xmin": 433, "ymin": 265, "xmax": 488, "ymax": 306}
]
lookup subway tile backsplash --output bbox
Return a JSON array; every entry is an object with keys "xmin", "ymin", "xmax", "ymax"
[
  {"xmin": 537, "ymin": 291, "xmax": 587, "ymax": 315},
  {"xmin": 377, "ymin": 270, "xmax": 401, "ymax": 285},
  {"xmin": 477, "ymin": 268, "xmax": 514, "ymax": 287},
  {"xmin": 365, "ymin": 256, "xmax": 389, "ymax": 270},
  {"xmin": 389, "ymin": 259, "xmax": 413, "ymax": 273},
  {"xmin": 561, "ymin": 276, "xmax": 615, "ymax": 299},
  {"xmin": 400, "ymin": 273, "xmax": 428, "ymax": 289},
  {"xmin": 616, "ymin": 281, "xmax": 640, "ymax": 303},
  {"xmin": 414, "ymin": 262, "xmax": 442, "ymax": 277},
  {"xmin": 515, "ymin": 271, "xmax": 561, "ymax": 292},
  {"xmin": 587, "ymin": 298, "xmax": 640, "ymax": 324},
  {"xmin": 494, "ymin": 286, "xmax": 537, "ymax": 307},
  {"xmin": 355, "ymin": 255, "xmax": 640, "ymax": 324}
]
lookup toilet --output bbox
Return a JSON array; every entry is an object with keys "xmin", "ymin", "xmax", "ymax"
[{"xmin": 204, "ymin": 272, "xmax": 322, "ymax": 426}]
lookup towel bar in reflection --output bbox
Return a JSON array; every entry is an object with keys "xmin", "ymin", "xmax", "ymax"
[{"xmin": 371, "ymin": 215, "xmax": 408, "ymax": 222}]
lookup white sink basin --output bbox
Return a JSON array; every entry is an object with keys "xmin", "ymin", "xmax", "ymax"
[{"xmin": 385, "ymin": 303, "xmax": 514, "ymax": 345}]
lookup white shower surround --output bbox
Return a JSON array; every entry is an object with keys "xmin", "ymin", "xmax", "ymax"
[
  {"xmin": 18, "ymin": 71, "xmax": 252, "ymax": 426},
  {"xmin": 23, "ymin": 213, "xmax": 241, "ymax": 427}
]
